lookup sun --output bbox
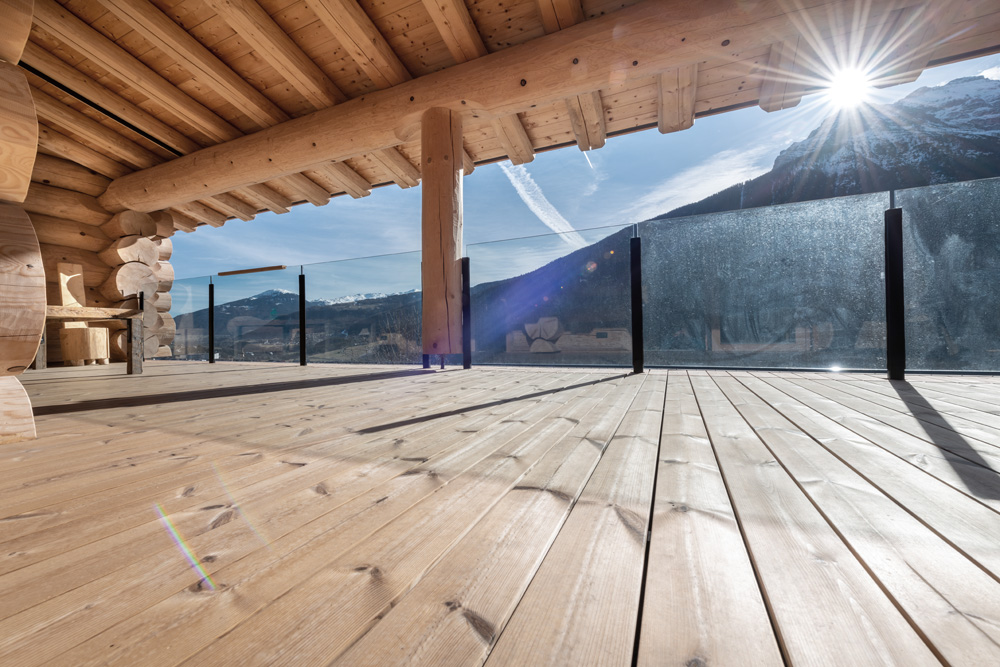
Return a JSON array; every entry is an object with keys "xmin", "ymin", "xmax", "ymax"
[{"xmin": 825, "ymin": 67, "xmax": 874, "ymax": 109}]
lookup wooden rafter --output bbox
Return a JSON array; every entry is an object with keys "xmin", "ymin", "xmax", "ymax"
[
  {"xmin": 36, "ymin": 124, "xmax": 128, "ymax": 179},
  {"xmin": 32, "ymin": 0, "xmax": 241, "ymax": 144},
  {"xmin": 491, "ymin": 114, "xmax": 535, "ymax": 165},
  {"xmin": 535, "ymin": 0, "xmax": 605, "ymax": 152},
  {"xmin": 173, "ymin": 201, "xmax": 227, "ymax": 228},
  {"xmin": 312, "ymin": 162, "xmax": 372, "ymax": 199},
  {"xmin": 308, "ymin": 0, "xmax": 412, "ymax": 90},
  {"xmin": 420, "ymin": 0, "xmax": 488, "ymax": 63},
  {"xmin": 205, "ymin": 193, "xmax": 256, "ymax": 222},
  {"xmin": 367, "ymin": 149, "xmax": 421, "ymax": 188},
  {"xmin": 0, "ymin": 0, "xmax": 34, "ymax": 64},
  {"xmin": 758, "ymin": 37, "xmax": 804, "ymax": 113},
  {"xmin": 657, "ymin": 63, "xmax": 699, "ymax": 133}
]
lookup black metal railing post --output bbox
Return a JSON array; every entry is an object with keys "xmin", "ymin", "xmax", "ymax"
[
  {"xmin": 885, "ymin": 204, "xmax": 905, "ymax": 380},
  {"xmin": 630, "ymin": 232, "xmax": 644, "ymax": 374},
  {"xmin": 208, "ymin": 279, "xmax": 215, "ymax": 364},
  {"xmin": 462, "ymin": 257, "xmax": 471, "ymax": 369},
  {"xmin": 299, "ymin": 269, "xmax": 307, "ymax": 366}
]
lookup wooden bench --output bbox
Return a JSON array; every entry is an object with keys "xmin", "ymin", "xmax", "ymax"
[{"xmin": 41, "ymin": 306, "xmax": 144, "ymax": 375}]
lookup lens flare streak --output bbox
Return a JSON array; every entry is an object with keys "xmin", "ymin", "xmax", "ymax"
[{"xmin": 155, "ymin": 503, "xmax": 216, "ymax": 590}]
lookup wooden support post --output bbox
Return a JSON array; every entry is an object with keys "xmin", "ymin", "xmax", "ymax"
[
  {"xmin": 421, "ymin": 107, "xmax": 463, "ymax": 356},
  {"xmin": 884, "ymin": 206, "xmax": 905, "ymax": 381}
]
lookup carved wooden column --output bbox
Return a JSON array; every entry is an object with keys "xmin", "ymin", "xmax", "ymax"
[{"xmin": 421, "ymin": 107, "xmax": 464, "ymax": 356}]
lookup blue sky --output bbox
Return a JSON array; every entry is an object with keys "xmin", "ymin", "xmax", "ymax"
[{"xmin": 171, "ymin": 53, "xmax": 1000, "ymax": 301}]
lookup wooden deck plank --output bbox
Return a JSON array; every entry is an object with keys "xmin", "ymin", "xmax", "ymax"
[
  {"xmin": 689, "ymin": 375, "xmax": 939, "ymax": 666},
  {"xmin": 637, "ymin": 371, "xmax": 781, "ymax": 666},
  {"xmin": 484, "ymin": 374, "xmax": 665, "ymax": 666},
  {"xmin": 329, "ymin": 374, "xmax": 646, "ymax": 665},
  {"xmin": 0, "ymin": 373, "xmax": 596, "ymax": 662},
  {"xmin": 136, "ymin": 375, "xmax": 627, "ymax": 666},
  {"xmin": 740, "ymin": 375, "xmax": 1000, "ymax": 580},
  {"xmin": 717, "ymin": 375, "xmax": 1000, "ymax": 664}
]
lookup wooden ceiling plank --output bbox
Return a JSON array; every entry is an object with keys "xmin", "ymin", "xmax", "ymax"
[
  {"xmin": 365, "ymin": 148, "xmax": 420, "ymax": 187},
  {"xmin": 32, "ymin": 0, "xmax": 241, "ymax": 143},
  {"xmin": 173, "ymin": 200, "xmax": 228, "ymax": 227},
  {"xmin": 240, "ymin": 183, "xmax": 292, "ymax": 214},
  {"xmin": 95, "ymin": 0, "xmax": 289, "ymax": 128},
  {"xmin": 0, "ymin": 0, "xmax": 34, "ymax": 64},
  {"xmin": 206, "ymin": 192, "xmax": 256, "ymax": 221},
  {"xmin": 657, "ymin": 62, "xmax": 698, "ymax": 133},
  {"xmin": 308, "ymin": 0, "xmax": 412, "ymax": 89},
  {"xmin": 202, "ymin": 0, "xmax": 346, "ymax": 109},
  {"xmin": 30, "ymin": 86, "xmax": 162, "ymax": 170},
  {"xmin": 421, "ymin": 0, "xmax": 488, "ymax": 62},
  {"xmin": 491, "ymin": 113, "xmax": 535, "ymax": 165},
  {"xmin": 20, "ymin": 41, "xmax": 202, "ymax": 155}
]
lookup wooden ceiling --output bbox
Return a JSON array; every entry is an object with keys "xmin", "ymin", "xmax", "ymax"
[{"xmin": 19, "ymin": 0, "xmax": 1000, "ymax": 231}]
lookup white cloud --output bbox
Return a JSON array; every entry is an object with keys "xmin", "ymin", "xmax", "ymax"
[
  {"xmin": 626, "ymin": 145, "xmax": 775, "ymax": 223},
  {"xmin": 980, "ymin": 66, "xmax": 1000, "ymax": 81},
  {"xmin": 498, "ymin": 163, "xmax": 588, "ymax": 248}
]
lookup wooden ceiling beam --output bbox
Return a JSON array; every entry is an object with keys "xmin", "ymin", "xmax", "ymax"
[
  {"xmin": 32, "ymin": 0, "xmax": 241, "ymax": 144},
  {"xmin": 239, "ymin": 184, "xmax": 292, "ymax": 214},
  {"xmin": 20, "ymin": 41, "xmax": 202, "ymax": 155},
  {"xmin": 275, "ymin": 173, "xmax": 330, "ymax": 207},
  {"xmin": 565, "ymin": 90, "xmax": 605, "ymax": 151},
  {"xmin": 202, "ymin": 0, "xmax": 345, "ymax": 109},
  {"xmin": 95, "ymin": 0, "xmax": 288, "ymax": 128},
  {"xmin": 758, "ymin": 37, "xmax": 804, "ymax": 112},
  {"xmin": 462, "ymin": 148, "xmax": 475, "ymax": 175},
  {"xmin": 101, "ymin": 0, "xmax": 933, "ymax": 212},
  {"xmin": 0, "ymin": 0, "xmax": 33, "ymax": 64},
  {"xmin": 30, "ymin": 86, "xmax": 163, "ymax": 170},
  {"xmin": 167, "ymin": 208, "xmax": 198, "ymax": 232},
  {"xmin": 309, "ymin": 0, "xmax": 412, "ymax": 89},
  {"xmin": 491, "ymin": 114, "xmax": 534, "ymax": 165},
  {"xmin": 205, "ymin": 193, "xmax": 256, "ymax": 222},
  {"xmin": 657, "ymin": 63, "xmax": 698, "ymax": 133},
  {"xmin": 37, "ymin": 124, "xmax": 129, "ymax": 179},
  {"xmin": 366, "ymin": 149, "xmax": 421, "ymax": 188},
  {"xmin": 536, "ymin": 0, "xmax": 585, "ymax": 33},
  {"xmin": 421, "ymin": 0, "xmax": 488, "ymax": 63},
  {"xmin": 173, "ymin": 201, "xmax": 228, "ymax": 228},
  {"xmin": 311, "ymin": 162, "xmax": 372, "ymax": 199}
]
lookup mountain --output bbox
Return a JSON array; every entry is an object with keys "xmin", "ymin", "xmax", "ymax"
[{"xmin": 654, "ymin": 76, "xmax": 1000, "ymax": 219}]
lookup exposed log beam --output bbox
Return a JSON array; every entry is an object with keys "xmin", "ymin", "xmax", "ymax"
[
  {"xmin": 311, "ymin": 162, "xmax": 371, "ymax": 199},
  {"xmin": 565, "ymin": 90, "xmax": 605, "ymax": 150},
  {"xmin": 37, "ymin": 124, "xmax": 128, "ymax": 179},
  {"xmin": 20, "ymin": 41, "xmax": 202, "ymax": 155},
  {"xmin": 875, "ymin": 5, "xmax": 940, "ymax": 86},
  {"xmin": 32, "ymin": 0, "xmax": 241, "ymax": 144},
  {"xmin": 0, "ymin": 62, "xmax": 37, "ymax": 203},
  {"xmin": 172, "ymin": 201, "xmax": 227, "ymax": 228},
  {"xmin": 203, "ymin": 0, "xmax": 346, "ymax": 109},
  {"xmin": 166, "ymin": 208, "xmax": 198, "ymax": 232},
  {"xmin": 367, "ymin": 149, "xmax": 421, "ymax": 188},
  {"xmin": 462, "ymin": 148, "xmax": 475, "ymax": 175},
  {"xmin": 491, "ymin": 114, "xmax": 534, "ymax": 165},
  {"xmin": 309, "ymin": 0, "xmax": 412, "ymax": 89},
  {"xmin": 30, "ymin": 86, "xmax": 162, "ymax": 170},
  {"xmin": 758, "ymin": 37, "xmax": 804, "ymax": 112},
  {"xmin": 657, "ymin": 63, "xmax": 698, "ymax": 133},
  {"xmin": 206, "ymin": 193, "xmax": 256, "ymax": 222},
  {"xmin": 277, "ymin": 173, "xmax": 330, "ymax": 207},
  {"xmin": 239, "ymin": 184, "xmax": 292, "ymax": 214},
  {"xmin": 102, "ymin": 0, "xmax": 928, "ymax": 212},
  {"xmin": 96, "ymin": 0, "xmax": 288, "ymax": 128},
  {"xmin": 421, "ymin": 0, "xmax": 488, "ymax": 62},
  {"xmin": 0, "ymin": 0, "xmax": 33, "ymax": 64}
]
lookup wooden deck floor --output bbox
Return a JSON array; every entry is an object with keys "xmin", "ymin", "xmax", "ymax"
[{"xmin": 4, "ymin": 363, "xmax": 1000, "ymax": 665}]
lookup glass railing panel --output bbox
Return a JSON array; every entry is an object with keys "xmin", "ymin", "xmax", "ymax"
[
  {"xmin": 468, "ymin": 225, "xmax": 633, "ymax": 366},
  {"xmin": 168, "ymin": 275, "xmax": 211, "ymax": 360},
  {"xmin": 212, "ymin": 267, "xmax": 302, "ymax": 362},
  {"xmin": 640, "ymin": 192, "xmax": 890, "ymax": 369},
  {"xmin": 897, "ymin": 176, "xmax": 1000, "ymax": 371},
  {"xmin": 304, "ymin": 251, "xmax": 422, "ymax": 364}
]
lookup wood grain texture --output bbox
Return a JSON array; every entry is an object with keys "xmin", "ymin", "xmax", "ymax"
[
  {"xmin": 0, "ymin": 202, "xmax": 45, "ymax": 376},
  {"xmin": 0, "ymin": 62, "xmax": 38, "ymax": 203},
  {"xmin": 30, "ymin": 154, "xmax": 110, "ymax": 197},
  {"xmin": 0, "ymin": 0, "xmax": 33, "ymax": 64},
  {"xmin": 23, "ymin": 182, "xmax": 110, "ymax": 226},
  {"xmin": 0, "ymin": 375, "xmax": 35, "ymax": 443}
]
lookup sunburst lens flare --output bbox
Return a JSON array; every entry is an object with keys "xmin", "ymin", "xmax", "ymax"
[{"xmin": 825, "ymin": 67, "xmax": 874, "ymax": 109}]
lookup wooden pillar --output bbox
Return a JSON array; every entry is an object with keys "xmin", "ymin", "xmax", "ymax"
[{"xmin": 421, "ymin": 107, "xmax": 464, "ymax": 355}]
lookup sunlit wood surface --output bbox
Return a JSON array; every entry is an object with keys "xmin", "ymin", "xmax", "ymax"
[{"xmin": 4, "ymin": 362, "xmax": 1000, "ymax": 665}]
